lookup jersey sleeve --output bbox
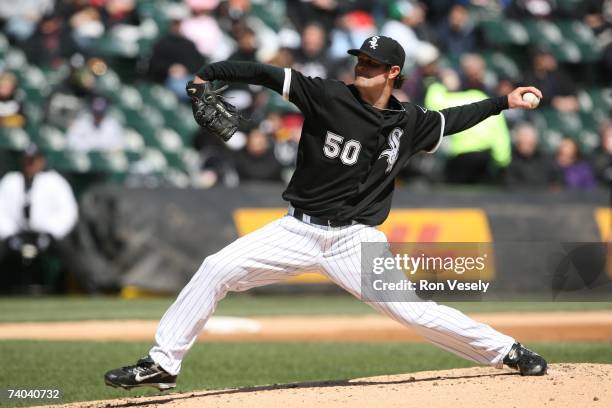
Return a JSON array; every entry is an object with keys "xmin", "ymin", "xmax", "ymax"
[
  {"xmin": 411, "ymin": 104, "xmax": 445, "ymax": 154},
  {"xmin": 284, "ymin": 68, "xmax": 328, "ymax": 118}
]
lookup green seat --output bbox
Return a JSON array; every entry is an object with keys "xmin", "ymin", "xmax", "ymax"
[
  {"xmin": 0, "ymin": 127, "xmax": 30, "ymax": 150},
  {"xmin": 587, "ymin": 87, "xmax": 612, "ymax": 112},
  {"xmin": 91, "ymin": 34, "xmax": 140, "ymax": 58},
  {"xmin": 128, "ymin": 147, "xmax": 168, "ymax": 175},
  {"xmin": 480, "ymin": 18, "xmax": 529, "ymax": 45},
  {"xmin": 165, "ymin": 104, "xmax": 199, "ymax": 144},
  {"xmin": 556, "ymin": 20, "xmax": 601, "ymax": 62},
  {"xmin": 538, "ymin": 129, "xmax": 563, "ymax": 153},
  {"xmin": 88, "ymin": 151, "xmax": 129, "ymax": 174},
  {"xmin": 155, "ymin": 128, "xmax": 183, "ymax": 152},
  {"xmin": 123, "ymin": 128, "xmax": 146, "ymax": 153},
  {"xmin": 4, "ymin": 47, "xmax": 28, "ymax": 71},
  {"xmin": 46, "ymin": 150, "xmax": 92, "ymax": 173},
  {"xmin": 138, "ymin": 83, "xmax": 198, "ymax": 143},
  {"xmin": 557, "ymin": 0, "xmax": 584, "ymax": 15},
  {"xmin": 250, "ymin": 0, "xmax": 286, "ymax": 32},
  {"xmin": 40, "ymin": 63, "xmax": 70, "ymax": 89},
  {"xmin": 18, "ymin": 66, "xmax": 51, "ymax": 103},
  {"xmin": 0, "ymin": 32, "xmax": 8, "ymax": 56},
  {"xmin": 482, "ymin": 51, "xmax": 522, "ymax": 82},
  {"xmin": 95, "ymin": 67, "xmax": 122, "ymax": 96},
  {"xmin": 539, "ymin": 108, "xmax": 583, "ymax": 136},
  {"xmin": 164, "ymin": 147, "xmax": 198, "ymax": 172},
  {"xmin": 137, "ymin": 1, "xmax": 172, "ymax": 35},
  {"xmin": 34, "ymin": 125, "xmax": 66, "ymax": 151},
  {"xmin": 162, "ymin": 168, "xmax": 191, "ymax": 187}
]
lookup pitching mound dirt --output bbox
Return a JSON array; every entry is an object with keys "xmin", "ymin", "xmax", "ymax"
[{"xmin": 48, "ymin": 363, "xmax": 610, "ymax": 408}]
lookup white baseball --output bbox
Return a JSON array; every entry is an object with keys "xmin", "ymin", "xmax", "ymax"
[{"xmin": 522, "ymin": 92, "xmax": 540, "ymax": 109}]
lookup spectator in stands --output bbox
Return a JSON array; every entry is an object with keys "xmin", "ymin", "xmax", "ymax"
[
  {"xmin": 65, "ymin": 95, "xmax": 124, "ymax": 152},
  {"xmin": 181, "ymin": 0, "xmax": 234, "ymax": 62},
  {"xmin": 147, "ymin": 4, "xmax": 205, "ymax": 101},
  {"xmin": 286, "ymin": 0, "xmax": 341, "ymax": 33},
  {"xmin": 525, "ymin": 47, "xmax": 579, "ymax": 112},
  {"xmin": 193, "ymin": 127, "xmax": 240, "ymax": 188},
  {"xmin": 294, "ymin": 22, "xmax": 335, "ymax": 79},
  {"xmin": 67, "ymin": 3, "xmax": 105, "ymax": 51},
  {"xmin": 0, "ymin": 0, "xmax": 54, "ymax": 42},
  {"xmin": 328, "ymin": 9, "xmax": 377, "ymax": 62},
  {"xmin": 402, "ymin": 42, "xmax": 440, "ymax": 105},
  {"xmin": 101, "ymin": 0, "xmax": 140, "ymax": 29},
  {"xmin": 435, "ymin": 4, "xmax": 477, "ymax": 58},
  {"xmin": 555, "ymin": 138, "xmax": 597, "ymax": 190},
  {"xmin": 460, "ymin": 53, "xmax": 494, "ymax": 96},
  {"xmin": 590, "ymin": 122, "xmax": 612, "ymax": 186},
  {"xmin": 389, "ymin": 1, "xmax": 437, "ymax": 44},
  {"xmin": 0, "ymin": 72, "xmax": 27, "ymax": 129},
  {"xmin": 505, "ymin": 123, "xmax": 561, "ymax": 188},
  {"xmin": 234, "ymin": 128, "xmax": 282, "ymax": 182},
  {"xmin": 381, "ymin": 4, "xmax": 423, "ymax": 64},
  {"xmin": 22, "ymin": 12, "xmax": 78, "ymax": 68},
  {"xmin": 425, "ymin": 71, "xmax": 511, "ymax": 184},
  {"xmin": 579, "ymin": 0, "xmax": 612, "ymax": 83},
  {"xmin": 0, "ymin": 144, "xmax": 81, "ymax": 293},
  {"xmin": 45, "ymin": 54, "xmax": 97, "ymax": 129},
  {"xmin": 495, "ymin": 76, "xmax": 525, "ymax": 128},
  {"xmin": 228, "ymin": 24, "xmax": 258, "ymax": 62}
]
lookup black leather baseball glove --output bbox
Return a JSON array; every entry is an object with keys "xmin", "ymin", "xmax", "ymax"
[{"xmin": 186, "ymin": 80, "xmax": 240, "ymax": 142}]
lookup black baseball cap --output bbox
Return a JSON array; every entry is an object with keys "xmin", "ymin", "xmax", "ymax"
[{"xmin": 348, "ymin": 35, "xmax": 406, "ymax": 69}]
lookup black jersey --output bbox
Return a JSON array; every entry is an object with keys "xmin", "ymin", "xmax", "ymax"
[
  {"xmin": 280, "ymin": 69, "xmax": 445, "ymax": 225},
  {"xmin": 198, "ymin": 61, "xmax": 508, "ymax": 225}
]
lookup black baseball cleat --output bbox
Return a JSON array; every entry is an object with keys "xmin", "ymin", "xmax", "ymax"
[
  {"xmin": 104, "ymin": 356, "xmax": 177, "ymax": 390},
  {"xmin": 503, "ymin": 342, "xmax": 547, "ymax": 376}
]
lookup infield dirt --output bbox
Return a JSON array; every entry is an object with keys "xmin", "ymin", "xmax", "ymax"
[
  {"xmin": 3, "ymin": 311, "xmax": 612, "ymax": 342},
  {"xmin": 45, "ymin": 363, "xmax": 611, "ymax": 408}
]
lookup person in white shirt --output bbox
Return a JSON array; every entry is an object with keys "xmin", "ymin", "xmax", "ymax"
[
  {"xmin": 0, "ymin": 144, "xmax": 84, "ymax": 293},
  {"xmin": 65, "ymin": 96, "xmax": 124, "ymax": 152}
]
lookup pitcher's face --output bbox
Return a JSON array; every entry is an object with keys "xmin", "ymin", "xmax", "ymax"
[{"xmin": 353, "ymin": 54, "xmax": 391, "ymax": 90}]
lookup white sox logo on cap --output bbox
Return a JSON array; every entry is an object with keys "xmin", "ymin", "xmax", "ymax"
[
  {"xmin": 369, "ymin": 36, "xmax": 380, "ymax": 50},
  {"xmin": 348, "ymin": 35, "xmax": 406, "ymax": 69}
]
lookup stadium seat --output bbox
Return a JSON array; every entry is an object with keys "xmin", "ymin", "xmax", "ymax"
[
  {"xmin": 128, "ymin": 147, "xmax": 169, "ymax": 175},
  {"xmin": 0, "ymin": 32, "xmax": 8, "ymax": 57},
  {"xmin": 18, "ymin": 65, "xmax": 51, "ymax": 104},
  {"xmin": 155, "ymin": 128, "xmax": 183, "ymax": 152},
  {"xmin": 92, "ymin": 34, "xmax": 140, "ymax": 59},
  {"xmin": 482, "ymin": 51, "xmax": 522, "ymax": 82},
  {"xmin": 35, "ymin": 125, "xmax": 66, "ymax": 151},
  {"xmin": 250, "ymin": 0, "xmax": 286, "ymax": 32},
  {"xmin": 3, "ymin": 48, "xmax": 28, "ymax": 71},
  {"xmin": 556, "ymin": 20, "xmax": 601, "ymax": 62},
  {"xmin": 480, "ymin": 18, "xmax": 529, "ymax": 45},
  {"xmin": 0, "ymin": 127, "xmax": 30, "ymax": 150},
  {"xmin": 123, "ymin": 127, "xmax": 146, "ymax": 153},
  {"xmin": 46, "ymin": 150, "xmax": 92, "ymax": 173},
  {"xmin": 163, "ymin": 147, "xmax": 199, "ymax": 173},
  {"xmin": 95, "ymin": 67, "xmax": 122, "ymax": 95},
  {"xmin": 88, "ymin": 151, "xmax": 129, "ymax": 174}
]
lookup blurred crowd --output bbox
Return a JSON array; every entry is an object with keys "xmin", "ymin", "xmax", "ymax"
[
  {"xmin": 0, "ymin": 0, "xmax": 610, "ymax": 294},
  {"xmin": 0, "ymin": 0, "xmax": 610, "ymax": 192}
]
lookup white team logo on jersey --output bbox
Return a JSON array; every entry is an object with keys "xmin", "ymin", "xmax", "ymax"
[
  {"xmin": 379, "ymin": 127, "xmax": 403, "ymax": 174},
  {"xmin": 368, "ymin": 36, "xmax": 380, "ymax": 50}
]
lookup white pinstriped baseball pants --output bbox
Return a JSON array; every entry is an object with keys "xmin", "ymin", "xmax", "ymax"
[{"xmin": 150, "ymin": 215, "xmax": 515, "ymax": 375}]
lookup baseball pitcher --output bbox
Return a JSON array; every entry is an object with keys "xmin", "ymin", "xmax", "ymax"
[{"xmin": 104, "ymin": 36, "xmax": 546, "ymax": 390}]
